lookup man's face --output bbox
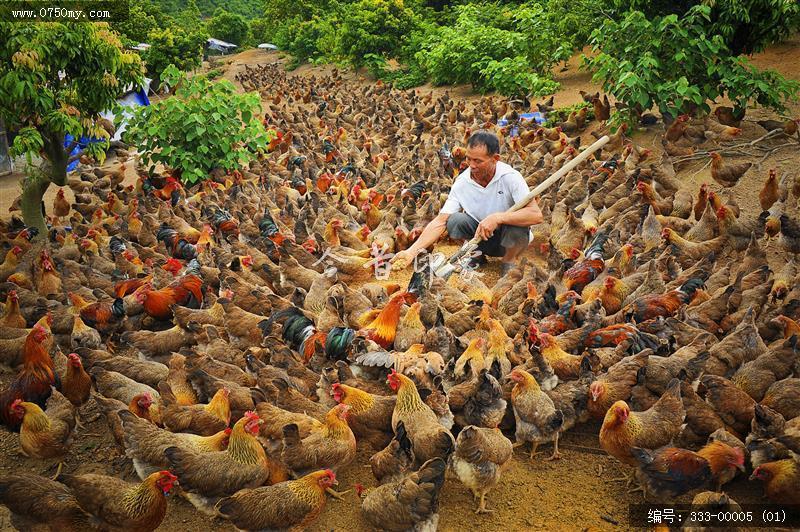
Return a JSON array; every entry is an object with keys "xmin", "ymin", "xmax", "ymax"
[{"xmin": 466, "ymin": 144, "xmax": 499, "ymax": 183}]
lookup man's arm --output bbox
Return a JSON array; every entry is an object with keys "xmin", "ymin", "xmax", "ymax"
[
  {"xmin": 498, "ymin": 199, "xmax": 543, "ymax": 227},
  {"xmin": 474, "ymin": 200, "xmax": 542, "ymax": 241}
]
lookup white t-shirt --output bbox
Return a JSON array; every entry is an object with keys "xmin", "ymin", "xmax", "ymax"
[{"xmin": 440, "ymin": 161, "xmax": 529, "ymax": 221}]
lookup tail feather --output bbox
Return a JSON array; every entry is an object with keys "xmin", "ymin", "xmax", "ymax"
[
  {"xmin": 434, "ymin": 429, "xmax": 455, "ymax": 460},
  {"xmin": 549, "ymin": 410, "xmax": 565, "ymax": 433},
  {"xmin": 215, "ymin": 496, "xmax": 239, "ymax": 519},
  {"xmin": 455, "ymin": 426, "xmax": 484, "ymax": 462},
  {"xmin": 584, "ymin": 228, "xmax": 609, "ymax": 259},
  {"xmin": 679, "ymin": 278, "xmax": 705, "ymax": 298},
  {"xmin": 395, "ymin": 421, "xmax": 412, "ymax": 457},
  {"xmin": 163, "ymin": 445, "xmax": 192, "ymax": 477},
  {"xmin": 324, "ymin": 327, "xmax": 355, "ymax": 361},
  {"xmin": 416, "ymin": 457, "xmax": 447, "ymax": 493},
  {"xmin": 630, "ymin": 446, "xmax": 653, "ymax": 466}
]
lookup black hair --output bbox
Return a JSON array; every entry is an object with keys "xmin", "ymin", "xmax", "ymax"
[{"xmin": 467, "ymin": 130, "xmax": 500, "ymax": 155}]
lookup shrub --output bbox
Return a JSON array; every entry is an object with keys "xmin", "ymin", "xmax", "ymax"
[
  {"xmin": 143, "ymin": 27, "xmax": 207, "ymax": 86},
  {"xmin": 207, "ymin": 9, "xmax": 250, "ymax": 46},
  {"xmin": 415, "ymin": 2, "xmax": 564, "ymax": 96},
  {"xmin": 609, "ymin": 0, "xmax": 800, "ymax": 55},
  {"xmin": 125, "ymin": 65, "xmax": 275, "ymax": 184},
  {"xmin": 478, "ymin": 56, "xmax": 560, "ymax": 98},
  {"xmin": 362, "ymin": 53, "xmax": 427, "ymax": 89},
  {"xmin": 336, "ymin": 0, "xmax": 421, "ymax": 67},
  {"xmin": 277, "ymin": 16, "xmax": 339, "ymax": 67},
  {"xmin": 584, "ymin": 5, "xmax": 799, "ymax": 126},
  {"xmin": 543, "ymin": 101, "xmax": 594, "ymax": 126}
]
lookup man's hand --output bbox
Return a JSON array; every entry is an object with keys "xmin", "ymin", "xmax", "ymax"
[
  {"xmin": 475, "ymin": 213, "xmax": 503, "ymax": 241},
  {"xmin": 390, "ymin": 248, "xmax": 417, "ymax": 270}
]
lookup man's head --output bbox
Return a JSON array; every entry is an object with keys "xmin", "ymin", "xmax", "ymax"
[{"xmin": 466, "ymin": 130, "xmax": 501, "ymax": 183}]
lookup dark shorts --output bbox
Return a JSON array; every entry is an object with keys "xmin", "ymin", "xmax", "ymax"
[{"xmin": 445, "ymin": 212, "xmax": 530, "ymax": 257}]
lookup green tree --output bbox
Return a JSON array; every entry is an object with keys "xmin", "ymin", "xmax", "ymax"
[
  {"xmin": 207, "ymin": 9, "xmax": 250, "ymax": 46},
  {"xmin": 0, "ymin": 22, "xmax": 144, "ymax": 234},
  {"xmin": 250, "ymin": 18, "xmax": 271, "ymax": 45},
  {"xmin": 174, "ymin": 0, "xmax": 203, "ymax": 33},
  {"xmin": 336, "ymin": 0, "xmax": 421, "ymax": 66},
  {"xmin": 584, "ymin": 6, "xmax": 799, "ymax": 125},
  {"xmin": 263, "ymin": 0, "xmax": 323, "ymax": 25},
  {"xmin": 125, "ymin": 65, "xmax": 275, "ymax": 184},
  {"xmin": 415, "ymin": 2, "xmax": 565, "ymax": 95},
  {"xmin": 112, "ymin": 2, "xmax": 158, "ymax": 44},
  {"xmin": 544, "ymin": 0, "xmax": 609, "ymax": 54},
  {"xmin": 142, "ymin": 27, "xmax": 207, "ymax": 86},
  {"xmin": 609, "ymin": 0, "xmax": 800, "ymax": 55}
]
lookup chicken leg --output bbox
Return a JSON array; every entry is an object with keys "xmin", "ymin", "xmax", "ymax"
[
  {"xmin": 546, "ymin": 433, "xmax": 562, "ymax": 461},
  {"xmin": 513, "ymin": 440, "xmax": 541, "ymax": 460},
  {"xmin": 50, "ymin": 461, "xmax": 64, "ymax": 481},
  {"xmin": 475, "ymin": 492, "xmax": 493, "ymax": 514},
  {"xmin": 609, "ymin": 469, "xmax": 636, "ymax": 486}
]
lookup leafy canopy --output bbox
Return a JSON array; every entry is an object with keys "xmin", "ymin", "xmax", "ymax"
[
  {"xmin": 207, "ymin": 8, "xmax": 251, "ymax": 46},
  {"xmin": 0, "ymin": 22, "xmax": 143, "ymax": 161},
  {"xmin": 584, "ymin": 5, "xmax": 799, "ymax": 126},
  {"xmin": 0, "ymin": 21, "xmax": 144, "ymax": 231},
  {"xmin": 337, "ymin": 0, "xmax": 421, "ymax": 67},
  {"xmin": 609, "ymin": 0, "xmax": 800, "ymax": 55},
  {"xmin": 125, "ymin": 65, "xmax": 275, "ymax": 185},
  {"xmin": 142, "ymin": 26, "xmax": 207, "ymax": 85},
  {"xmin": 112, "ymin": 3, "xmax": 159, "ymax": 44},
  {"xmin": 415, "ymin": 2, "xmax": 565, "ymax": 96}
]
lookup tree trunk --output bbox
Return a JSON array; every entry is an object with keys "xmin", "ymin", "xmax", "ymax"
[
  {"xmin": 20, "ymin": 172, "xmax": 51, "ymax": 236},
  {"xmin": 20, "ymin": 131, "xmax": 70, "ymax": 236}
]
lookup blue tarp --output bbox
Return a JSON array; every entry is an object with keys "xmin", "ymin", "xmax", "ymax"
[
  {"xmin": 498, "ymin": 111, "xmax": 546, "ymax": 137},
  {"xmin": 65, "ymin": 85, "xmax": 150, "ymax": 172}
]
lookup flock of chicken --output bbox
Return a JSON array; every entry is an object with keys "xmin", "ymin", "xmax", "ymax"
[{"xmin": 0, "ymin": 60, "xmax": 799, "ymax": 531}]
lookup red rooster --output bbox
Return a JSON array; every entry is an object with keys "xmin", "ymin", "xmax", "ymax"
[
  {"xmin": 208, "ymin": 207, "xmax": 240, "ymax": 241},
  {"xmin": 623, "ymin": 278, "xmax": 705, "ymax": 323},
  {"xmin": 0, "ymin": 324, "xmax": 58, "ymax": 431},
  {"xmin": 135, "ymin": 274, "xmax": 204, "ymax": 321},
  {"xmin": 563, "ymin": 230, "xmax": 610, "ymax": 293},
  {"xmin": 583, "ymin": 323, "xmax": 661, "ymax": 352},
  {"xmin": 68, "ymin": 292, "xmax": 126, "ymax": 334},
  {"xmin": 358, "ymin": 291, "xmax": 414, "ymax": 349},
  {"xmin": 113, "ymin": 276, "xmax": 151, "ymax": 298},
  {"xmin": 161, "ymin": 258, "xmax": 184, "ymax": 277},
  {"xmin": 152, "ymin": 176, "xmax": 183, "ymax": 205},
  {"xmin": 156, "ymin": 223, "xmax": 197, "ymax": 261}
]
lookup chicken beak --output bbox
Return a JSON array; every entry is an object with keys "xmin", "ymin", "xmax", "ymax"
[{"xmin": 737, "ymin": 463, "xmax": 746, "ymax": 472}]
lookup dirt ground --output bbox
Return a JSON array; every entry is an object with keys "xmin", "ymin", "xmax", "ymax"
[{"xmin": 1, "ymin": 37, "xmax": 799, "ymax": 531}]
